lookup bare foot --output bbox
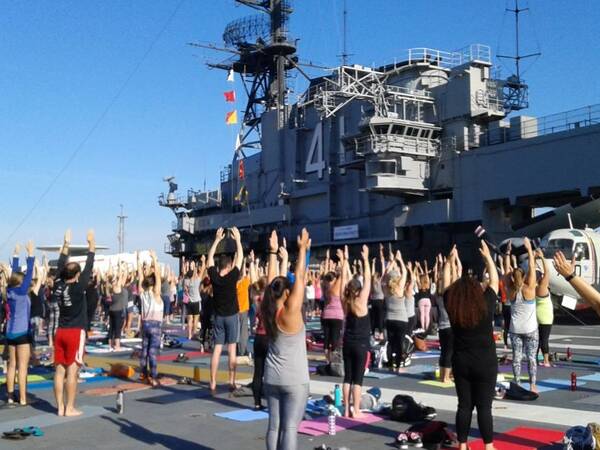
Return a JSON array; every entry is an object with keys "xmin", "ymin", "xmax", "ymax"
[
  {"xmin": 64, "ymin": 408, "xmax": 83, "ymax": 417},
  {"xmin": 343, "ymin": 410, "xmax": 350, "ymax": 418},
  {"xmin": 530, "ymin": 384, "xmax": 538, "ymax": 394},
  {"xmin": 352, "ymin": 411, "xmax": 364, "ymax": 420},
  {"xmin": 57, "ymin": 404, "xmax": 65, "ymax": 416}
]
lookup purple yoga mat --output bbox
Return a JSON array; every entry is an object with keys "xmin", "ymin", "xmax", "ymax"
[{"xmin": 298, "ymin": 413, "xmax": 383, "ymax": 436}]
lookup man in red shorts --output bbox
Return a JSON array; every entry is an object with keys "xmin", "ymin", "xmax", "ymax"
[{"xmin": 53, "ymin": 229, "xmax": 95, "ymax": 416}]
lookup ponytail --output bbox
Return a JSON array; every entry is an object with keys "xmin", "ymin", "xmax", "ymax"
[{"xmin": 260, "ymin": 276, "xmax": 291, "ymax": 339}]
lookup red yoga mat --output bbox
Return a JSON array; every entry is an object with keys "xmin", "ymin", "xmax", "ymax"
[{"xmin": 469, "ymin": 426, "xmax": 564, "ymax": 450}]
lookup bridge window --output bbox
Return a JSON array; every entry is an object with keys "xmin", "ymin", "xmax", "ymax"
[{"xmin": 543, "ymin": 239, "xmax": 574, "ymax": 259}]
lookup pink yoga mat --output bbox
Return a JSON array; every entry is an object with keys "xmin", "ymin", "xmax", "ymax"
[
  {"xmin": 155, "ymin": 351, "xmax": 209, "ymax": 362},
  {"xmin": 299, "ymin": 413, "xmax": 383, "ymax": 436}
]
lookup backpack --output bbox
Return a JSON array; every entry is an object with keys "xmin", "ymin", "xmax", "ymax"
[
  {"xmin": 390, "ymin": 395, "xmax": 437, "ymax": 422},
  {"xmin": 408, "ymin": 421, "xmax": 458, "ymax": 450},
  {"xmin": 564, "ymin": 426, "xmax": 596, "ymax": 450},
  {"xmin": 329, "ymin": 349, "xmax": 344, "ymax": 377}
]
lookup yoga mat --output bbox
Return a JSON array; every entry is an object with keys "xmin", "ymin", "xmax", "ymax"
[
  {"xmin": 412, "ymin": 350, "xmax": 440, "ymax": 360},
  {"xmin": 120, "ymin": 338, "xmax": 142, "ymax": 344},
  {"xmin": 138, "ymin": 391, "xmax": 209, "ymax": 405},
  {"xmin": 419, "ymin": 380, "xmax": 454, "ymax": 388},
  {"xmin": 579, "ymin": 372, "xmax": 600, "ymax": 382},
  {"xmin": 156, "ymin": 351, "xmax": 210, "ymax": 362},
  {"xmin": 396, "ymin": 364, "xmax": 436, "ymax": 375},
  {"xmin": 364, "ymin": 371, "xmax": 395, "ymax": 380},
  {"xmin": 25, "ymin": 375, "xmax": 118, "ymax": 391},
  {"xmin": 0, "ymin": 406, "xmax": 105, "ymax": 431},
  {"xmin": 299, "ymin": 413, "xmax": 383, "ymax": 436},
  {"xmin": 468, "ymin": 426, "xmax": 564, "ymax": 450},
  {"xmin": 517, "ymin": 378, "xmax": 586, "ymax": 394},
  {"xmin": 0, "ymin": 373, "xmax": 53, "ymax": 383},
  {"xmin": 85, "ymin": 345, "xmax": 133, "ymax": 354},
  {"xmin": 214, "ymin": 409, "xmax": 269, "ymax": 422},
  {"xmin": 82, "ymin": 378, "xmax": 177, "ymax": 396}
]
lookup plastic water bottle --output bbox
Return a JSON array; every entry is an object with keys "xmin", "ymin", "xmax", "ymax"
[
  {"xmin": 116, "ymin": 390, "xmax": 124, "ymax": 414},
  {"xmin": 328, "ymin": 408, "xmax": 336, "ymax": 436},
  {"xmin": 567, "ymin": 347, "xmax": 573, "ymax": 361},
  {"xmin": 571, "ymin": 372, "xmax": 577, "ymax": 391},
  {"xmin": 334, "ymin": 384, "xmax": 342, "ymax": 409}
]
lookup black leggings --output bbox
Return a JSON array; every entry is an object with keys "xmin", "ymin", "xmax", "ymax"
[
  {"xmin": 342, "ymin": 341, "xmax": 369, "ymax": 385},
  {"xmin": 438, "ymin": 327, "xmax": 453, "ymax": 368},
  {"xmin": 108, "ymin": 310, "xmax": 124, "ymax": 341},
  {"xmin": 538, "ymin": 324, "xmax": 552, "ymax": 355},
  {"xmin": 386, "ymin": 319, "xmax": 408, "ymax": 368},
  {"xmin": 322, "ymin": 319, "xmax": 343, "ymax": 351},
  {"xmin": 369, "ymin": 300, "xmax": 385, "ymax": 334},
  {"xmin": 453, "ymin": 351, "xmax": 497, "ymax": 444},
  {"xmin": 252, "ymin": 334, "xmax": 269, "ymax": 407},
  {"xmin": 502, "ymin": 304, "xmax": 511, "ymax": 346}
]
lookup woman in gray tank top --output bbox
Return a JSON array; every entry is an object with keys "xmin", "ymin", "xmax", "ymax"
[
  {"xmin": 261, "ymin": 229, "xmax": 310, "ymax": 450},
  {"xmin": 505, "ymin": 238, "xmax": 539, "ymax": 393}
]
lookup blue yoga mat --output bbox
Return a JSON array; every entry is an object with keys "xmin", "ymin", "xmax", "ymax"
[
  {"xmin": 579, "ymin": 373, "xmax": 600, "ymax": 382},
  {"xmin": 214, "ymin": 409, "xmax": 269, "ymax": 422},
  {"xmin": 24, "ymin": 376, "xmax": 118, "ymax": 391},
  {"xmin": 364, "ymin": 371, "xmax": 395, "ymax": 380},
  {"xmin": 522, "ymin": 378, "xmax": 586, "ymax": 393}
]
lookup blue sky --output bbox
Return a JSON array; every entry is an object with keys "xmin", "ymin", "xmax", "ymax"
[{"xmin": 1, "ymin": 0, "xmax": 599, "ymax": 261}]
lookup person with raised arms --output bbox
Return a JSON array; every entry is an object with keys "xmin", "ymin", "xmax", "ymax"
[
  {"xmin": 53, "ymin": 229, "xmax": 95, "ymax": 416},
  {"xmin": 444, "ymin": 242, "xmax": 499, "ymax": 450},
  {"xmin": 262, "ymin": 228, "xmax": 310, "ymax": 450},
  {"xmin": 5, "ymin": 241, "xmax": 35, "ymax": 406},
  {"xmin": 207, "ymin": 227, "xmax": 243, "ymax": 393},
  {"xmin": 138, "ymin": 250, "xmax": 163, "ymax": 387},
  {"xmin": 341, "ymin": 244, "xmax": 371, "ymax": 418}
]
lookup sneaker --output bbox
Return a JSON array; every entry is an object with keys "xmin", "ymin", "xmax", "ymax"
[
  {"xmin": 408, "ymin": 432, "xmax": 423, "ymax": 448},
  {"xmin": 396, "ymin": 432, "xmax": 409, "ymax": 449}
]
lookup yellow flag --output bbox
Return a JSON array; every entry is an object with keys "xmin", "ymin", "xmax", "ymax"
[{"xmin": 226, "ymin": 110, "xmax": 238, "ymax": 125}]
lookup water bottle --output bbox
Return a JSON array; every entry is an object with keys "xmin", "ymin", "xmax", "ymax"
[
  {"xmin": 116, "ymin": 390, "xmax": 124, "ymax": 414},
  {"xmin": 328, "ymin": 408, "xmax": 336, "ymax": 436},
  {"xmin": 334, "ymin": 384, "xmax": 342, "ymax": 409},
  {"xmin": 566, "ymin": 347, "xmax": 572, "ymax": 361},
  {"xmin": 571, "ymin": 372, "xmax": 577, "ymax": 391}
]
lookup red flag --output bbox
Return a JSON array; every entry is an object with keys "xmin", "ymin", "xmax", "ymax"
[
  {"xmin": 224, "ymin": 90, "xmax": 236, "ymax": 102},
  {"xmin": 238, "ymin": 159, "xmax": 245, "ymax": 180}
]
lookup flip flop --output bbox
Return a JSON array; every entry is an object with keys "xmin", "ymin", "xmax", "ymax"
[{"xmin": 2, "ymin": 432, "xmax": 26, "ymax": 440}]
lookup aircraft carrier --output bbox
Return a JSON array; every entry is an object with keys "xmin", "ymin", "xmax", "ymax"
[{"xmin": 159, "ymin": 0, "xmax": 600, "ymax": 262}]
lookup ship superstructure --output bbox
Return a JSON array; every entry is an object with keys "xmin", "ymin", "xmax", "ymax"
[{"xmin": 160, "ymin": 0, "xmax": 600, "ymax": 261}]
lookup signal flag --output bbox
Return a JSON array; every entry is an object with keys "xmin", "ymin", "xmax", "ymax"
[
  {"xmin": 224, "ymin": 90, "xmax": 236, "ymax": 102},
  {"xmin": 226, "ymin": 110, "xmax": 238, "ymax": 125}
]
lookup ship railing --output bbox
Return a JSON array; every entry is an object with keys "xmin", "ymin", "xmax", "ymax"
[
  {"xmin": 347, "ymin": 134, "xmax": 439, "ymax": 158},
  {"xmin": 442, "ymin": 103, "xmax": 600, "ymax": 152},
  {"xmin": 384, "ymin": 44, "xmax": 491, "ymax": 72},
  {"xmin": 158, "ymin": 193, "xmax": 185, "ymax": 207},
  {"xmin": 533, "ymin": 103, "xmax": 600, "ymax": 136}
]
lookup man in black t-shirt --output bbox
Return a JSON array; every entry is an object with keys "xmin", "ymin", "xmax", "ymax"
[
  {"xmin": 207, "ymin": 227, "xmax": 243, "ymax": 393},
  {"xmin": 53, "ymin": 229, "xmax": 95, "ymax": 417}
]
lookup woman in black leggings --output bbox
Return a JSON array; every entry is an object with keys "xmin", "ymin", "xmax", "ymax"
[
  {"xmin": 340, "ymin": 245, "xmax": 371, "ymax": 418},
  {"xmin": 250, "ymin": 277, "xmax": 268, "ymax": 409},
  {"xmin": 443, "ymin": 242, "xmax": 498, "ymax": 450}
]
